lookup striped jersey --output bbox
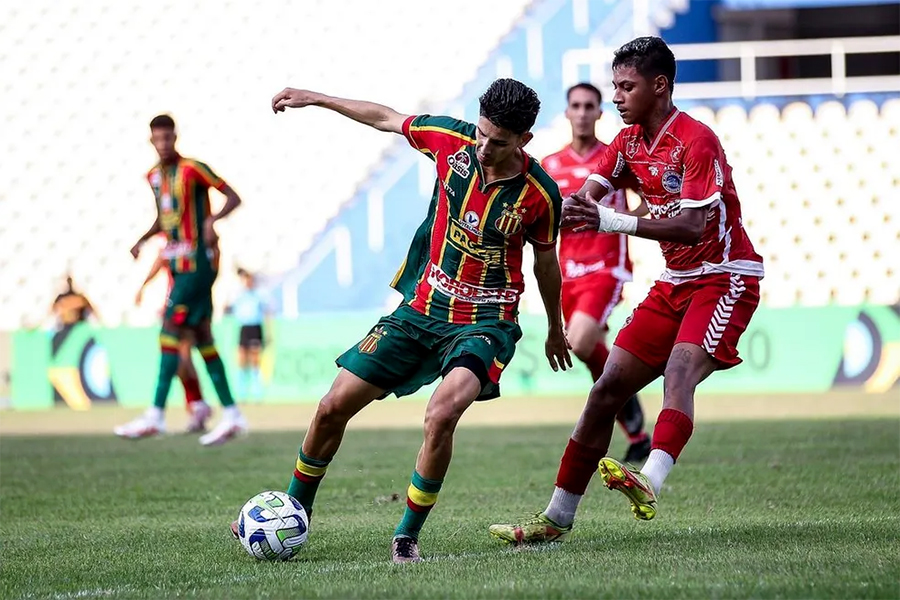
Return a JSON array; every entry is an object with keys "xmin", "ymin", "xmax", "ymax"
[
  {"xmin": 392, "ymin": 115, "xmax": 563, "ymax": 324},
  {"xmin": 146, "ymin": 155, "xmax": 226, "ymax": 273}
]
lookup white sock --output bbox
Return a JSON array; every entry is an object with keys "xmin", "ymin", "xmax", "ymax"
[
  {"xmin": 223, "ymin": 405, "xmax": 241, "ymax": 419},
  {"xmin": 544, "ymin": 486, "xmax": 582, "ymax": 527},
  {"xmin": 146, "ymin": 407, "xmax": 164, "ymax": 422},
  {"xmin": 641, "ymin": 449, "xmax": 675, "ymax": 495}
]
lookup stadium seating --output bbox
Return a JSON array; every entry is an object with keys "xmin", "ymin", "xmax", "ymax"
[
  {"xmin": 1, "ymin": 0, "xmax": 897, "ymax": 329},
  {"xmin": 0, "ymin": 0, "xmax": 532, "ymax": 328}
]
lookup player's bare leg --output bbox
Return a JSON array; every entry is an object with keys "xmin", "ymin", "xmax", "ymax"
[
  {"xmin": 567, "ymin": 311, "xmax": 650, "ymax": 463},
  {"xmin": 230, "ymin": 369, "xmax": 384, "ymax": 540},
  {"xmin": 178, "ymin": 335, "xmax": 210, "ymax": 433},
  {"xmin": 490, "ymin": 347, "xmax": 656, "ymax": 543},
  {"xmin": 392, "ymin": 366, "xmax": 481, "ymax": 563}
]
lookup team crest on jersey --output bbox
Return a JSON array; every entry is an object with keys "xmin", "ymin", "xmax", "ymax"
[
  {"xmin": 494, "ymin": 203, "xmax": 524, "ymax": 237},
  {"xmin": 662, "ymin": 170, "xmax": 683, "ymax": 194},
  {"xmin": 625, "ymin": 137, "xmax": 640, "ymax": 158},
  {"xmin": 612, "ymin": 151, "xmax": 626, "ymax": 178},
  {"xmin": 358, "ymin": 326, "xmax": 387, "ymax": 354},
  {"xmin": 714, "ymin": 159, "xmax": 724, "ymax": 186},
  {"xmin": 670, "ymin": 145, "xmax": 684, "ymax": 163},
  {"xmin": 447, "ymin": 149, "xmax": 471, "ymax": 178},
  {"xmin": 649, "ymin": 165, "xmax": 659, "ymax": 177}
]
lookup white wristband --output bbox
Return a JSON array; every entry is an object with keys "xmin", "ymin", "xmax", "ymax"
[{"xmin": 597, "ymin": 204, "xmax": 638, "ymax": 235}]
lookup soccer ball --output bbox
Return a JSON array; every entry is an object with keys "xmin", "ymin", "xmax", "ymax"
[{"xmin": 237, "ymin": 491, "xmax": 309, "ymax": 561}]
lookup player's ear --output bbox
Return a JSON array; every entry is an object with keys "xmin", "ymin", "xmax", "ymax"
[
  {"xmin": 518, "ymin": 131, "xmax": 534, "ymax": 148},
  {"xmin": 653, "ymin": 74, "xmax": 669, "ymax": 97}
]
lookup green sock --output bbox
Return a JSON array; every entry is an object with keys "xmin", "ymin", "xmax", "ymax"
[
  {"xmin": 394, "ymin": 471, "xmax": 442, "ymax": 540},
  {"xmin": 153, "ymin": 331, "xmax": 181, "ymax": 409},
  {"xmin": 287, "ymin": 449, "xmax": 331, "ymax": 516},
  {"xmin": 199, "ymin": 345, "xmax": 235, "ymax": 407}
]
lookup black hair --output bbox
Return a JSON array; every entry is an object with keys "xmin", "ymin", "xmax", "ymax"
[
  {"xmin": 149, "ymin": 114, "xmax": 176, "ymax": 130},
  {"xmin": 566, "ymin": 82, "xmax": 602, "ymax": 104},
  {"xmin": 612, "ymin": 36, "xmax": 676, "ymax": 91},
  {"xmin": 478, "ymin": 78, "xmax": 541, "ymax": 135}
]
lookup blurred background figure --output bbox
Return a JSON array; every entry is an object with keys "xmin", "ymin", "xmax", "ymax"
[
  {"xmin": 227, "ymin": 268, "xmax": 271, "ymax": 401},
  {"xmin": 50, "ymin": 275, "xmax": 100, "ymax": 331}
]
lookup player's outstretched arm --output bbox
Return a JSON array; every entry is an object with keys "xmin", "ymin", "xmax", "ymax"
[
  {"xmin": 562, "ymin": 191, "xmax": 705, "ymax": 246},
  {"xmin": 533, "ymin": 247, "xmax": 572, "ymax": 372},
  {"xmin": 271, "ymin": 88, "xmax": 408, "ymax": 134}
]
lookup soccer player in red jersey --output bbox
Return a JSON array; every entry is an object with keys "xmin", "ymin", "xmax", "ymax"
[
  {"xmin": 490, "ymin": 37, "xmax": 763, "ymax": 543},
  {"xmin": 230, "ymin": 79, "xmax": 572, "ymax": 563},
  {"xmin": 134, "ymin": 246, "xmax": 212, "ymax": 433},
  {"xmin": 115, "ymin": 114, "xmax": 246, "ymax": 446},
  {"xmin": 543, "ymin": 82, "xmax": 651, "ymax": 464}
]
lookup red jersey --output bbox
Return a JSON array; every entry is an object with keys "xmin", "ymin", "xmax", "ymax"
[
  {"xmin": 543, "ymin": 142, "xmax": 632, "ymax": 282},
  {"xmin": 589, "ymin": 110, "xmax": 764, "ymax": 283}
]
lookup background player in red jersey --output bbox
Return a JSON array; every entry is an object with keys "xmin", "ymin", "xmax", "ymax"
[
  {"xmin": 491, "ymin": 36, "xmax": 764, "ymax": 543},
  {"xmin": 542, "ymin": 82, "xmax": 651, "ymax": 464},
  {"xmin": 134, "ymin": 245, "xmax": 212, "ymax": 433}
]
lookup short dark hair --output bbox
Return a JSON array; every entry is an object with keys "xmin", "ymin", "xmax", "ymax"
[
  {"xmin": 612, "ymin": 36, "xmax": 676, "ymax": 91},
  {"xmin": 478, "ymin": 78, "xmax": 541, "ymax": 135},
  {"xmin": 566, "ymin": 83, "xmax": 602, "ymax": 104},
  {"xmin": 149, "ymin": 114, "xmax": 176, "ymax": 130}
]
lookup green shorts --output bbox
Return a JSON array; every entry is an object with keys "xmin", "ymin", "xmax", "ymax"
[
  {"xmin": 337, "ymin": 304, "xmax": 522, "ymax": 400},
  {"xmin": 165, "ymin": 268, "xmax": 217, "ymax": 327}
]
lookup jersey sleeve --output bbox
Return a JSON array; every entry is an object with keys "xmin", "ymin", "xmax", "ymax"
[
  {"xmin": 402, "ymin": 114, "xmax": 476, "ymax": 160},
  {"xmin": 525, "ymin": 174, "xmax": 563, "ymax": 250},
  {"xmin": 587, "ymin": 131, "xmax": 629, "ymax": 193},
  {"xmin": 190, "ymin": 161, "xmax": 228, "ymax": 192},
  {"xmin": 679, "ymin": 134, "xmax": 724, "ymax": 209}
]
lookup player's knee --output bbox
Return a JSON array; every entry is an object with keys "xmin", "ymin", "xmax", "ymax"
[
  {"xmin": 423, "ymin": 400, "xmax": 464, "ymax": 440},
  {"xmin": 314, "ymin": 391, "xmax": 355, "ymax": 430},
  {"xmin": 569, "ymin": 336, "xmax": 595, "ymax": 362},
  {"xmin": 588, "ymin": 370, "xmax": 630, "ymax": 413}
]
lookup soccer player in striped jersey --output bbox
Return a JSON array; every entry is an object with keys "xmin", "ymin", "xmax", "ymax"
[
  {"xmin": 542, "ymin": 82, "xmax": 651, "ymax": 464},
  {"xmin": 115, "ymin": 114, "xmax": 247, "ymax": 446},
  {"xmin": 134, "ymin": 245, "xmax": 211, "ymax": 433},
  {"xmin": 230, "ymin": 79, "xmax": 572, "ymax": 563},
  {"xmin": 490, "ymin": 36, "xmax": 763, "ymax": 544}
]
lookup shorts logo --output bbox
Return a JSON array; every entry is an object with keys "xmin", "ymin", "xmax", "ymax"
[
  {"xmin": 358, "ymin": 326, "xmax": 386, "ymax": 354},
  {"xmin": 494, "ymin": 203, "xmax": 524, "ymax": 237},
  {"xmin": 662, "ymin": 170, "xmax": 683, "ymax": 194},
  {"xmin": 670, "ymin": 145, "xmax": 683, "ymax": 163},
  {"xmin": 714, "ymin": 159, "xmax": 724, "ymax": 186},
  {"xmin": 447, "ymin": 149, "xmax": 471, "ymax": 178},
  {"xmin": 625, "ymin": 138, "xmax": 640, "ymax": 158},
  {"xmin": 612, "ymin": 152, "xmax": 626, "ymax": 178}
]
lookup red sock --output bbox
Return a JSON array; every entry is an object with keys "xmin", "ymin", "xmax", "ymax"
[
  {"xmin": 651, "ymin": 409, "xmax": 694, "ymax": 461},
  {"xmin": 585, "ymin": 341, "xmax": 609, "ymax": 382},
  {"xmin": 555, "ymin": 438, "xmax": 607, "ymax": 495},
  {"xmin": 179, "ymin": 372, "xmax": 202, "ymax": 406}
]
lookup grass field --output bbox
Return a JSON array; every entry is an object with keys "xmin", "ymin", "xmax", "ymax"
[{"xmin": 1, "ymin": 416, "xmax": 898, "ymax": 599}]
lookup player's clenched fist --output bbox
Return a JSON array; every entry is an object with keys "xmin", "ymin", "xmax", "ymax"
[{"xmin": 271, "ymin": 88, "xmax": 321, "ymax": 113}]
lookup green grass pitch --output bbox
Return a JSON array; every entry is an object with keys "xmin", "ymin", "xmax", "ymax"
[{"xmin": 1, "ymin": 419, "xmax": 898, "ymax": 599}]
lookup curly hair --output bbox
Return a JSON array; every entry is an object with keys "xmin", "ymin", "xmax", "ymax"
[
  {"xmin": 613, "ymin": 36, "xmax": 677, "ymax": 91},
  {"xmin": 478, "ymin": 78, "xmax": 541, "ymax": 135}
]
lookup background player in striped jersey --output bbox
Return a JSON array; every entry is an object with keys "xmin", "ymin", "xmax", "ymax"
[
  {"xmin": 134, "ymin": 244, "xmax": 212, "ymax": 433},
  {"xmin": 542, "ymin": 82, "xmax": 651, "ymax": 465},
  {"xmin": 115, "ymin": 114, "xmax": 247, "ymax": 446},
  {"xmin": 231, "ymin": 79, "xmax": 571, "ymax": 563},
  {"xmin": 491, "ymin": 36, "xmax": 763, "ymax": 544}
]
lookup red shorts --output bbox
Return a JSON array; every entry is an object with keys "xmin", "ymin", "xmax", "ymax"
[
  {"xmin": 562, "ymin": 273, "xmax": 626, "ymax": 328},
  {"xmin": 614, "ymin": 273, "xmax": 761, "ymax": 372}
]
